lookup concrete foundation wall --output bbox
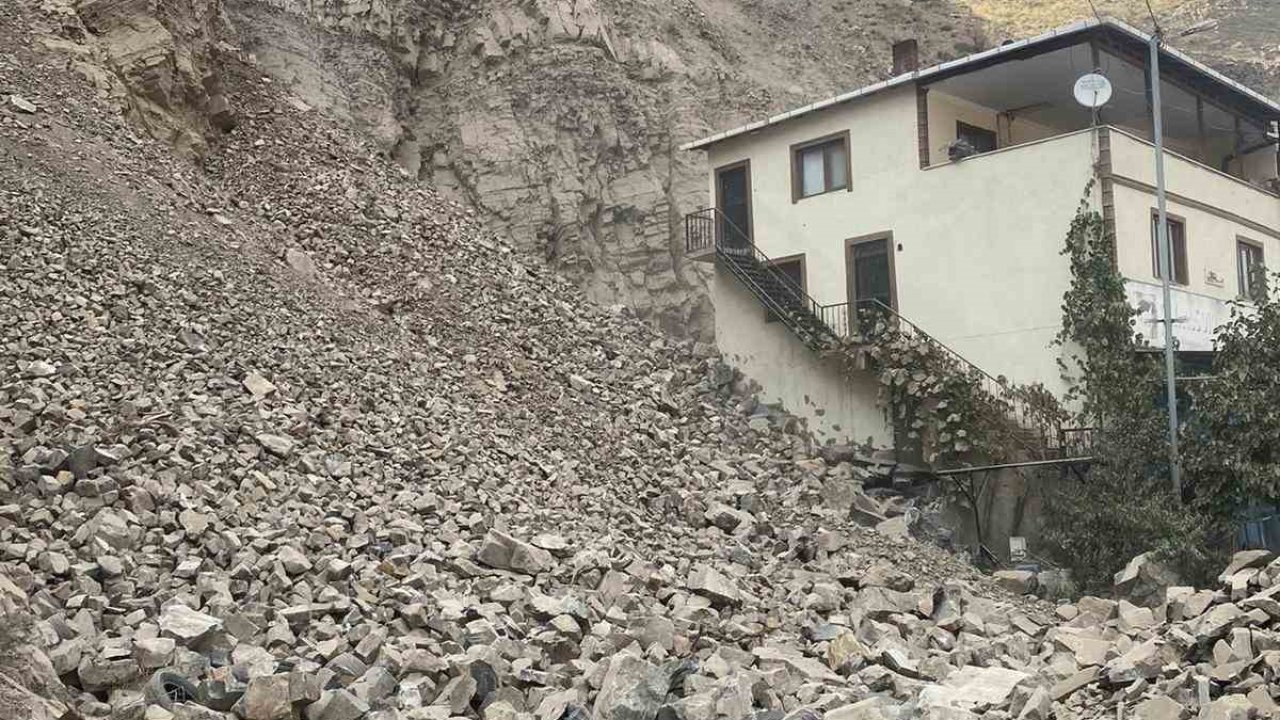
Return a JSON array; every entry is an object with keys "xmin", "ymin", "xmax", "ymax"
[{"xmin": 713, "ymin": 272, "xmax": 891, "ymax": 446}]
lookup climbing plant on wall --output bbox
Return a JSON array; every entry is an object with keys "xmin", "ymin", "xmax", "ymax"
[
  {"xmin": 1043, "ymin": 187, "xmax": 1219, "ymax": 590},
  {"xmin": 825, "ymin": 306, "xmax": 1066, "ymax": 468}
]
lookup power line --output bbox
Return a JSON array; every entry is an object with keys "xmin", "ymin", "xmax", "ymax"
[
  {"xmin": 1084, "ymin": 0, "xmax": 1105, "ymax": 25},
  {"xmin": 1143, "ymin": 0, "xmax": 1163, "ymax": 36}
]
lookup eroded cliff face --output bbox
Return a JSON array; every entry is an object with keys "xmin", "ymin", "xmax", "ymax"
[
  {"xmin": 16, "ymin": 0, "xmax": 989, "ymax": 337},
  {"xmin": 18, "ymin": 0, "xmax": 1277, "ymax": 338},
  {"xmin": 215, "ymin": 0, "xmax": 988, "ymax": 337},
  {"xmin": 31, "ymin": 0, "xmax": 235, "ymax": 155}
]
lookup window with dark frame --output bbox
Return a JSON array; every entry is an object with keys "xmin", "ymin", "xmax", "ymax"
[
  {"xmin": 792, "ymin": 134, "xmax": 850, "ymax": 200},
  {"xmin": 956, "ymin": 121, "xmax": 997, "ymax": 154},
  {"xmin": 1150, "ymin": 214, "xmax": 1189, "ymax": 286},
  {"xmin": 1238, "ymin": 239, "xmax": 1266, "ymax": 302},
  {"xmin": 764, "ymin": 257, "xmax": 805, "ymax": 323}
]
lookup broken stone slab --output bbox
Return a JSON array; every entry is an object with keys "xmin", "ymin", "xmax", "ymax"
[
  {"xmin": 1117, "ymin": 600, "xmax": 1157, "ymax": 630},
  {"xmin": 158, "ymin": 603, "xmax": 222, "ymax": 646},
  {"xmin": 432, "ymin": 673, "xmax": 477, "ymax": 713},
  {"xmin": 284, "ymin": 248, "xmax": 318, "ymax": 281},
  {"xmin": 703, "ymin": 502, "xmax": 752, "ymax": 532},
  {"xmin": 1049, "ymin": 628, "xmax": 1112, "ymax": 667},
  {"xmin": 178, "ymin": 509, "xmax": 209, "ymax": 537},
  {"xmin": 8, "ymin": 94, "xmax": 37, "ymax": 114},
  {"xmin": 1114, "ymin": 553, "xmax": 1180, "ymax": 608},
  {"xmin": 1132, "ymin": 695, "xmax": 1184, "ymax": 720},
  {"xmin": 276, "ymin": 546, "xmax": 313, "ymax": 576},
  {"xmin": 255, "ymin": 434, "xmax": 296, "ymax": 458},
  {"xmin": 993, "ymin": 570, "xmax": 1037, "ymax": 595},
  {"xmin": 1193, "ymin": 603, "xmax": 1245, "ymax": 644},
  {"xmin": 752, "ymin": 646, "xmax": 843, "ymax": 684},
  {"xmin": 686, "ymin": 564, "xmax": 740, "ymax": 606},
  {"xmin": 1016, "ymin": 687, "xmax": 1051, "ymax": 720},
  {"xmin": 1104, "ymin": 638, "xmax": 1176, "ymax": 684},
  {"xmin": 304, "ymin": 689, "xmax": 368, "ymax": 720},
  {"xmin": 825, "ymin": 697, "xmax": 891, "ymax": 720},
  {"xmin": 1050, "ymin": 666, "xmax": 1099, "ymax": 701},
  {"xmin": 826, "ymin": 632, "xmax": 868, "ymax": 671},
  {"xmin": 243, "ymin": 373, "xmax": 278, "ymax": 398},
  {"xmin": 235, "ymin": 674, "xmax": 294, "ymax": 720},
  {"xmin": 1219, "ymin": 549, "xmax": 1275, "ymax": 580},
  {"xmin": 476, "ymin": 530, "xmax": 553, "ymax": 575},
  {"xmin": 530, "ymin": 533, "xmax": 571, "ymax": 556},
  {"xmin": 133, "ymin": 637, "xmax": 176, "ymax": 668},
  {"xmin": 77, "ymin": 654, "xmax": 140, "ymax": 692},
  {"xmin": 592, "ymin": 654, "xmax": 674, "ymax": 720},
  {"xmin": 916, "ymin": 666, "xmax": 1030, "ymax": 713},
  {"xmin": 874, "ymin": 515, "xmax": 910, "ymax": 540}
]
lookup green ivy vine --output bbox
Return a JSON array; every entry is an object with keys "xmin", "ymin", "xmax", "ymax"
[{"xmin": 826, "ymin": 309, "xmax": 1066, "ymax": 467}]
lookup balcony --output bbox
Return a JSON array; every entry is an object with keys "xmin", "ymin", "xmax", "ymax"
[{"xmin": 1105, "ymin": 127, "xmax": 1280, "ymax": 350}]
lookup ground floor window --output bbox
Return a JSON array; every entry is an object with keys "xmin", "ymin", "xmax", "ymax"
[{"xmin": 764, "ymin": 255, "xmax": 806, "ymax": 323}]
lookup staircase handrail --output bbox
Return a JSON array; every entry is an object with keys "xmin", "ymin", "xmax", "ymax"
[
  {"xmin": 852, "ymin": 298, "xmax": 1066, "ymax": 451},
  {"xmin": 690, "ymin": 207, "xmax": 843, "ymax": 339}
]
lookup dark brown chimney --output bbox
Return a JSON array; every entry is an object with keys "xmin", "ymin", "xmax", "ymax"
[{"xmin": 892, "ymin": 39, "xmax": 919, "ymax": 75}]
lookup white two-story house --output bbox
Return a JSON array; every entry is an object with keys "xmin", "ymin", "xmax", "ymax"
[{"xmin": 683, "ymin": 18, "xmax": 1280, "ymax": 451}]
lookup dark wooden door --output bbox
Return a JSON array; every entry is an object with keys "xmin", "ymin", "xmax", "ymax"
[{"xmin": 716, "ymin": 163, "xmax": 752, "ymax": 250}]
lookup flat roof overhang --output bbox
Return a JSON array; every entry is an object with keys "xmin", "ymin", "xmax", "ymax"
[{"xmin": 683, "ymin": 18, "xmax": 1280, "ymax": 152}]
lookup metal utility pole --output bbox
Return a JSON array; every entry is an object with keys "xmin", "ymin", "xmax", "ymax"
[{"xmin": 1148, "ymin": 29, "xmax": 1182, "ymax": 498}]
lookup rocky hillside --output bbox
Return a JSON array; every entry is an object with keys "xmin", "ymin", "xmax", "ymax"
[
  {"xmin": 25, "ymin": 0, "xmax": 991, "ymax": 338},
  {"xmin": 222, "ymin": 0, "xmax": 994, "ymax": 338}
]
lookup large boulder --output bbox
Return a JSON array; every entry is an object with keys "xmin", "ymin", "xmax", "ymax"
[
  {"xmin": 592, "ymin": 654, "xmax": 674, "ymax": 720},
  {"xmin": 1114, "ymin": 553, "xmax": 1180, "ymax": 608},
  {"xmin": 477, "ymin": 531, "xmax": 554, "ymax": 576}
]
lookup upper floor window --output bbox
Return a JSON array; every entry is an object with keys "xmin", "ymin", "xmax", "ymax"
[
  {"xmin": 1151, "ymin": 213, "xmax": 1189, "ymax": 286},
  {"xmin": 1238, "ymin": 239, "xmax": 1266, "ymax": 302},
  {"xmin": 791, "ymin": 132, "xmax": 850, "ymax": 201},
  {"xmin": 956, "ymin": 121, "xmax": 997, "ymax": 154}
]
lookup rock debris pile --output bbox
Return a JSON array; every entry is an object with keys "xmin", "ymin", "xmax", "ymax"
[{"xmin": 1, "ymin": 6, "xmax": 1035, "ymax": 720}]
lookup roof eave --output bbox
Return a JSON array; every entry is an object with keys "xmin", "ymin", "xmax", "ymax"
[{"xmin": 682, "ymin": 17, "xmax": 1280, "ymax": 152}]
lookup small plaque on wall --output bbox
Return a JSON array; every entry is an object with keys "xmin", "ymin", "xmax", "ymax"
[{"xmin": 1205, "ymin": 269, "xmax": 1226, "ymax": 288}]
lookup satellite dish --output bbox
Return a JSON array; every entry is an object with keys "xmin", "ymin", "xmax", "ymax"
[{"xmin": 1074, "ymin": 73, "xmax": 1113, "ymax": 108}]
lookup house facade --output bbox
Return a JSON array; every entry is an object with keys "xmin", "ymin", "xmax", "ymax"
[{"xmin": 683, "ymin": 19, "xmax": 1280, "ymax": 451}]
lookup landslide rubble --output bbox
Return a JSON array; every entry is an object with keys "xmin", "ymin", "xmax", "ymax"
[{"xmin": 1, "ymin": 6, "xmax": 1042, "ymax": 720}]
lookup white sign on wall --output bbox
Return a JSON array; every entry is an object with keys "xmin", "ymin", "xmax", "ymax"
[{"xmin": 1125, "ymin": 280, "xmax": 1239, "ymax": 352}]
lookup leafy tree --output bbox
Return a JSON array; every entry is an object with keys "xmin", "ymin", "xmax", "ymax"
[
  {"xmin": 1044, "ymin": 195, "xmax": 1224, "ymax": 590},
  {"xmin": 1184, "ymin": 280, "xmax": 1280, "ymax": 518}
]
